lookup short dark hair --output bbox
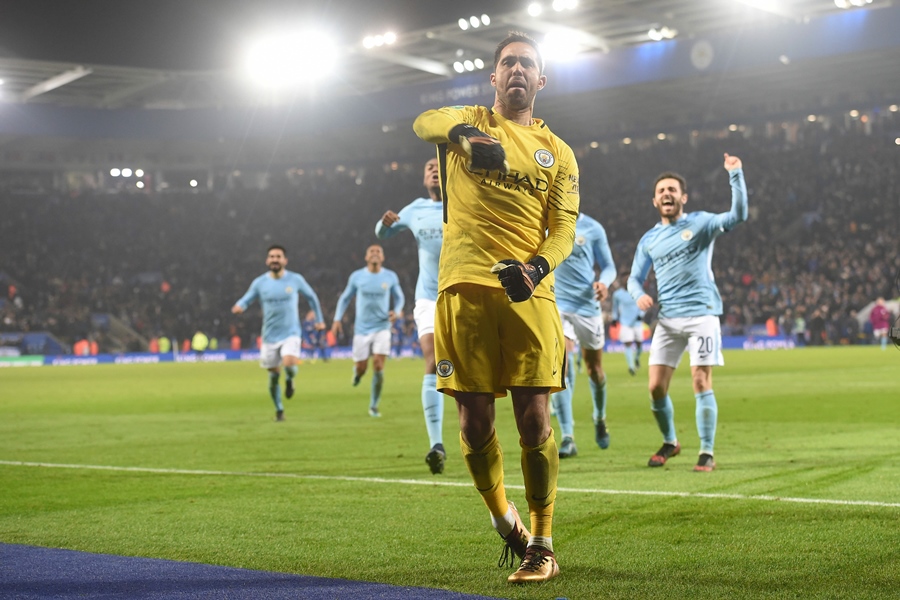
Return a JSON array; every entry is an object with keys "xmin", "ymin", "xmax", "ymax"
[
  {"xmin": 494, "ymin": 31, "xmax": 544, "ymax": 74},
  {"xmin": 267, "ymin": 244, "xmax": 287, "ymax": 256},
  {"xmin": 653, "ymin": 171, "xmax": 688, "ymax": 195}
]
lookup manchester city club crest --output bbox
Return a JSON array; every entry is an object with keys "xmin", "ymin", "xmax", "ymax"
[
  {"xmin": 575, "ymin": 236, "xmax": 586, "ymax": 246},
  {"xmin": 681, "ymin": 230, "xmax": 694, "ymax": 241},
  {"xmin": 436, "ymin": 360, "xmax": 454, "ymax": 377},
  {"xmin": 534, "ymin": 149, "xmax": 555, "ymax": 168},
  {"xmin": 285, "ymin": 286, "xmax": 293, "ymax": 294}
]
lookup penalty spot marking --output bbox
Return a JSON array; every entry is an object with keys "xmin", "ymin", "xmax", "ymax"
[{"xmin": 2, "ymin": 459, "xmax": 898, "ymax": 509}]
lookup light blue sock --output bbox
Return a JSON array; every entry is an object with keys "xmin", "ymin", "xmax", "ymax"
[
  {"xmin": 651, "ymin": 394, "xmax": 676, "ymax": 443},
  {"xmin": 422, "ymin": 374, "xmax": 443, "ymax": 447},
  {"xmin": 370, "ymin": 370, "xmax": 384, "ymax": 409},
  {"xmin": 268, "ymin": 371, "xmax": 283, "ymax": 411},
  {"xmin": 552, "ymin": 354, "xmax": 576, "ymax": 437},
  {"xmin": 551, "ymin": 387, "xmax": 575, "ymax": 438},
  {"xmin": 590, "ymin": 376, "xmax": 607, "ymax": 423},
  {"xmin": 882, "ymin": 335, "xmax": 888, "ymax": 350},
  {"xmin": 695, "ymin": 390, "xmax": 718, "ymax": 454},
  {"xmin": 284, "ymin": 365, "xmax": 297, "ymax": 380},
  {"xmin": 624, "ymin": 346, "xmax": 635, "ymax": 370}
]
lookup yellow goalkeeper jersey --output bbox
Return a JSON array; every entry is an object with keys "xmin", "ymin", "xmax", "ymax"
[{"xmin": 413, "ymin": 105, "xmax": 580, "ymax": 300}]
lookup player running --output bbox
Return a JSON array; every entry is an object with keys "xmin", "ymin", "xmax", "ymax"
[
  {"xmin": 331, "ymin": 245, "xmax": 405, "ymax": 418},
  {"xmin": 628, "ymin": 154, "xmax": 748, "ymax": 472},
  {"xmin": 232, "ymin": 245, "xmax": 325, "ymax": 421},
  {"xmin": 375, "ymin": 158, "xmax": 447, "ymax": 473},
  {"xmin": 550, "ymin": 212, "xmax": 616, "ymax": 457}
]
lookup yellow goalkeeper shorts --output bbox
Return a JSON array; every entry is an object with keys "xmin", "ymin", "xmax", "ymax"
[{"xmin": 434, "ymin": 283, "xmax": 565, "ymax": 397}]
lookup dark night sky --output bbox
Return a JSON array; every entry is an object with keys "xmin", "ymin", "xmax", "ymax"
[{"xmin": 0, "ymin": 0, "xmax": 525, "ymax": 70}]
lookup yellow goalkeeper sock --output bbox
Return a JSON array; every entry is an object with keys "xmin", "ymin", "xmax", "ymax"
[
  {"xmin": 460, "ymin": 429, "xmax": 508, "ymax": 519},
  {"xmin": 521, "ymin": 429, "xmax": 558, "ymax": 539}
]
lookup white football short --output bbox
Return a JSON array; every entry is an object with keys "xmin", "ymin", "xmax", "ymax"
[
  {"xmin": 873, "ymin": 327, "xmax": 888, "ymax": 338},
  {"xmin": 649, "ymin": 315, "xmax": 724, "ymax": 368},
  {"xmin": 352, "ymin": 329, "xmax": 392, "ymax": 362},
  {"xmin": 559, "ymin": 311, "xmax": 605, "ymax": 351},
  {"xmin": 618, "ymin": 323, "xmax": 644, "ymax": 344},
  {"xmin": 259, "ymin": 335, "xmax": 301, "ymax": 369},
  {"xmin": 413, "ymin": 298, "xmax": 436, "ymax": 337}
]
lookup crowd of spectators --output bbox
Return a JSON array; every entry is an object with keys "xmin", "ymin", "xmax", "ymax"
[{"xmin": 1, "ymin": 114, "xmax": 898, "ymax": 353}]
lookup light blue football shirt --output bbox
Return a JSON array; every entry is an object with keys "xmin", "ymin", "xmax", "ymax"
[
  {"xmin": 334, "ymin": 267, "xmax": 405, "ymax": 335},
  {"xmin": 554, "ymin": 213, "xmax": 617, "ymax": 317},
  {"xmin": 235, "ymin": 270, "xmax": 324, "ymax": 343},
  {"xmin": 612, "ymin": 288, "xmax": 643, "ymax": 327},
  {"xmin": 374, "ymin": 198, "xmax": 443, "ymax": 302},
  {"xmin": 628, "ymin": 168, "xmax": 748, "ymax": 319}
]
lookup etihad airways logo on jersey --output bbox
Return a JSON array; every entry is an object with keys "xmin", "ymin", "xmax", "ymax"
[
  {"xmin": 656, "ymin": 242, "xmax": 700, "ymax": 268},
  {"xmin": 476, "ymin": 170, "xmax": 549, "ymax": 195}
]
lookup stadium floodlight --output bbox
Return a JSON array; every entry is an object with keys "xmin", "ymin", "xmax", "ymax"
[
  {"xmin": 589, "ymin": 141, "xmax": 599, "ymax": 148},
  {"xmin": 623, "ymin": 137, "xmax": 632, "ymax": 145},
  {"xmin": 474, "ymin": 58, "xmax": 484, "ymax": 69},
  {"xmin": 469, "ymin": 16, "xmax": 480, "ymax": 28},
  {"xmin": 849, "ymin": 109, "xmax": 860, "ymax": 118},
  {"xmin": 121, "ymin": 168, "xmax": 133, "ymax": 177},
  {"xmin": 453, "ymin": 61, "xmax": 465, "ymax": 73},
  {"xmin": 464, "ymin": 60, "xmax": 475, "ymax": 71},
  {"xmin": 807, "ymin": 115, "xmax": 817, "ymax": 122},
  {"xmin": 244, "ymin": 28, "xmax": 338, "ymax": 88},
  {"xmin": 528, "ymin": 3, "xmax": 543, "ymax": 17},
  {"xmin": 895, "ymin": 138, "xmax": 900, "ymax": 145},
  {"xmin": 541, "ymin": 30, "xmax": 581, "ymax": 61},
  {"xmin": 657, "ymin": 133, "xmax": 667, "ymax": 140},
  {"xmin": 481, "ymin": 14, "xmax": 491, "ymax": 26},
  {"xmin": 190, "ymin": 179, "xmax": 198, "ymax": 188},
  {"xmin": 136, "ymin": 181, "xmax": 145, "ymax": 189},
  {"xmin": 458, "ymin": 18, "xmax": 469, "ymax": 30},
  {"xmin": 383, "ymin": 32, "xmax": 396, "ymax": 45},
  {"xmin": 135, "ymin": 169, "xmax": 144, "ymax": 177},
  {"xmin": 110, "ymin": 168, "xmax": 121, "ymax": 177},
  {"xmin": 890, "ymin": 104, "xmax": 899, "ymax": 112}
]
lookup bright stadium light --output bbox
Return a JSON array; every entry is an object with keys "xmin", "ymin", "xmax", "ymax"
[
  {"xmin": 135, "ymin": 169, "xmax": 144, "ymax": 177},
  {"xmin": 0, "ymin": 79, "xmax": 4, "ymax": 86},
  {"xmin": 110, "ymin": 168, "xmax": 121, "ymax": 177},
  {"xmin": 474, "ymin": 58, "xmax": 484, "ymax": 69},
  {"xmin": 895, "ymin": 138, "xmax": 900, "ymax": 145},
  {"xmin": 541, "ymin": 30, "xmax": 581, "ymax": 61},
  {"xmin": 122, "ymin": 168, "xmax": 133, "ymax": 177},
  {"xmin": 657, "ymin": 133, "xmax": 667, "ymax": 140},
  {"xmin": 481, "ymin": 14, "xmax": 491, "ymax": 26},
  {"xmin": 623, "ymin": 137, "xmax": 632, "ymax": 145},
  {"xmin": 458, "ymin": 18, "xmax": 469, "ymax": 30},
  {"xmin": 136, "ymin": 181, "xmax": 145, "ymax": 189},
  {"xmin": 528, "ymin": 3, "xmax": 543, "ymax": 17},
  {"xmin": 190, "ymin": 179, "xmax": 198, "ymax": 188},
  {"xmin": 849, "ymin": 109, "xmax": 860, "ymax": 118},
  {"xmin": 453, "ymin": 61, "xmax": 465, "ymax": 73},
  {"xmin": 469, "ymin": 16, "xmax": 480, "ymax": 28},
  {"xmin": 244, "ymin": 28, "xmax": 339, "ymax": 88},
  {"xmin": 890, "ymin": 104, "xmax": 899, "ymax": 112},
  {"xmin": 464, "ymin": 60, "xmax": 475, "ymax": 71}
]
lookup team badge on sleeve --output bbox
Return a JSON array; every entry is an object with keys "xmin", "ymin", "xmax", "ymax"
[{"xmin": 534, "ymin": 149, "xmax": 555, "ymax": 168}]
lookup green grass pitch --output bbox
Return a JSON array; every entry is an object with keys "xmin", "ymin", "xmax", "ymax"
[{"xmin": 1, "ymin": 347, "xmax": 898, "ymax": 599}]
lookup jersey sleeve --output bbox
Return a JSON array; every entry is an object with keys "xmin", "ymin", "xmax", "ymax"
[
  {"xmin": 390, "ymin": 273, "xmax": 406, "ymax": 314},
  {"xmin": 413, "ymin": 106, "xmax": 475, "ymax": 144},
  {"xmin": 333, "ymin": 274, "xmax": 357, "ymax": 322},
  {"xmin": 536, "ymin": 144, "xmax": 579, "ymax": 270},
  {"xmin": 235, "ymin": 279, "xmax": 259, "ymax": 310},
  {"xmin": 374, "ymin": 205, "xmax": 412, "ymax": 239},
  {"xmin": 592, "ymin": 222, "xmax": 617, "ymax": 287},
  {"xmin": 628, "ymin": 236, "xmax": 653, "ymax": 301},
  {"xmin": 707, "ymin": 168, "xmax": 748, "ymax": 234},
  {"xmin": 295, "ymin": 275, "xmax": 325, "ymax": 324}
]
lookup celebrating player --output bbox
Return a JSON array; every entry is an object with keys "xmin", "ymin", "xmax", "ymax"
[
  {"xmin": 232, "ymin": 245, "xmax": 325, "ymax": 421},
  {"xmin": 331, "ymin": 244, "xmax": 405, "ymax": 418},
  {"xmin": 628, "ymin": 154, "xmax": 748, "ymax": 472},
  {"xmin": 413, "ymin": 31, "xmax": 578, "ymax": 583},
  {"xmin": 550, "ymin": 212, "xmax": 616, "ymax": 458},
  {"xmin": 375, "ymin": 158, "xmax": 446, "ymax": 473}
]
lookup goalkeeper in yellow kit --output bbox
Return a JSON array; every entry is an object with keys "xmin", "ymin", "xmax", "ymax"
[{"xmin": 413, "ymin": 31, "xmax": 579, "ymax": 584}]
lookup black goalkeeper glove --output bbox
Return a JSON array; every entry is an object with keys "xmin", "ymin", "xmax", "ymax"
[
  {"xmin": 449, "ymin": 123, "xmax": 510, "ymax": 174},
  {"xmin": 490, "ymin": 256, "xmax": 550, "ymax": 302}
]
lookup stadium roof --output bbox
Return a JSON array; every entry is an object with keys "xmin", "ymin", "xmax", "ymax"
[
  {"xmin": 0, "ymin": 0, "xmax": 893, "ymax": 111},
  {"xmin": 1, "ymin": 0, "xmax": 899, "ymax": 169}
]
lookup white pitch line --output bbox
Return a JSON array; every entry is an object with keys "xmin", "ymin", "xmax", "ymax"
[{"xmin": 2, "ymin": 460, "xmax": 898, "ymax": 509}]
